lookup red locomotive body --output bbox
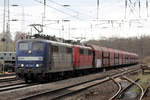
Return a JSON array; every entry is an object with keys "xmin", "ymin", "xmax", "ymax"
[{"xmin": 73, "ymin": 45, "xmax": 93, "ymax": 70}]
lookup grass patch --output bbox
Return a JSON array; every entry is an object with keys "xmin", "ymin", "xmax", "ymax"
[
  {"xmin": 128, "ymin": 73, "xmax": 150, "ymax": 94},
  {"xmin": 133, "ymin": 73, "xmax": 150, "ymax": 91},
  {"xmin": 130, "ymin": 86, "xmax": 141, "ymax": 94}
]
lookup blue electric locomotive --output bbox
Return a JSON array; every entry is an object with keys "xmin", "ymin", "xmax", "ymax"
[
  {"xmin": 16, "ymin": 39, "xmax": 46, "ymax": 81},
  {"xmin": 16, "ymin": 39, "xmax": 73, "ymax": 82}
]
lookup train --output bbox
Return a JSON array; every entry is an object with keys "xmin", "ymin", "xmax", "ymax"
[
  {"xmin": 0, "ymin": 52, "xmax": 16, "ymax": 72},
  {"xmin": 16, "ymin": 39, "xmax": 139, "ymax": 82}
]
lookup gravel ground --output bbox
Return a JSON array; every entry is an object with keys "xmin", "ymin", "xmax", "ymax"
[
  {"xmin": 0, "ymin": 72, "xmax": 111, "ymax": 100},
  {"xmin": 0, "ymin": 65, "xmax": 139, "ymax": 100},
  {"xmin": 144, "ymin": 93, "xmax": 150, "ymax": 100},
  {"xmin": 60, "ymin": 66, "xmax": 140, "ymax": 100},
  {"xmin": 61, "ymin": 80, "xmax": 119, "ymax": 100}
]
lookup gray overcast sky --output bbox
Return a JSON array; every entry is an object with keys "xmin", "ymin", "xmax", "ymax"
[
  {"xmin": 0, "ymin": 0, "xmax": 150, "ymax": 40},
  {"xmin": 0, "ymin": 0, "xmax": 125, "ymax": 20}
]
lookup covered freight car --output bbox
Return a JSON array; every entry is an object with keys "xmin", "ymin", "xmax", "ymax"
[{"xmin": 88, "ymin": 44, "xmax": 138, "ymax": 69}]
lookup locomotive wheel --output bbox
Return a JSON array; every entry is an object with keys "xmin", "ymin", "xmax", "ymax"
[
  {"xmin": 25, "ymin": 78, "xmax": 29, "ymax": 83},
  {"xmin": 24, "ymin": 77, "xmax": 34, "ymax": 83},
  {"xmin": 37, "ymin": 75, "xmax": 46, "ymax": 83}
]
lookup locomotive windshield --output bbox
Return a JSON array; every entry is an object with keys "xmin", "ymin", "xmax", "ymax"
[
  {"xmin": 19, "ymin": 42, "xmax": 29, "ymax": 50},
  {"xmin": 32, "ymin": 42, "xmax": 43, "ymax": 51},
  {"xmin": 18, "ymin": 41, "xmax": 43, "ymax": 51}
]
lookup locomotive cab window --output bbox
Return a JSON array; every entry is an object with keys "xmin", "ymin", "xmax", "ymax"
[
  {"xmin": 79, "ymin": 49, "xmax": 89, "ymax": 55},
  {"xmin": 19, "ymin": 42, "xmax": 29, "ymax": 51},
  {"xmin": 84, "ymin": 49, "xmax": 88, "ymax": 55},
  {"xmin": 32, "ymin": 42, "xmax": 43, "ymax": 51},
  {"xmin": 80, "ymin": 49, "xmax": 84, "ymax": 55}
]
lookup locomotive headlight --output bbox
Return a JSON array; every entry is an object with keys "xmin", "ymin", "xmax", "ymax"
[
  {"xmin": 28, "ymin": 50, "xmax": 32, "ymax": 54},
  {"xmin": 21, "ymin": 64, "xmax": 24, "ymax": 67},
  {"xmin": 36, "ymin": 64, "xmax": 39, "ymax": 67}
]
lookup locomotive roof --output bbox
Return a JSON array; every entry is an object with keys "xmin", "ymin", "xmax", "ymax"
[
  {"xmin": 17, "ymin": 39, "xmax": 139, "ymax": 57},
  {"xmin": 88, "ymin": 44, "xmax": 138, "ymax": 56},
  {"xmin": 17, "ymin": 39, "xmax": 73, "ymax": 47},
  {"xmin": 73, "ymin": 44, "xmax": 92, "ymax": 49},
  {"xmin": 88, "ymin": 44, "xmax": 114, "ymax": 52},
  {"xmin": 17, "ymin": 39, "xmax": 92, "ymax": 49}
]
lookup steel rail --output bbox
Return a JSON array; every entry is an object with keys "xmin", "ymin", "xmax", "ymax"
[
  {"xmin": 0, "ymin": 83, "xmax": 38, "ymax": 93},
  {"xmin": 108, "ymin": 77, "xmax": 122, "ymax": 100},
  {"xmin": 0, "ymin": 82, "xmax": 25, "ymax": 89},
  {"xmin": 109, "ymin": 78, "xmax": 140, "ymax": 100},
  {"xmin": 0, "ymin": 73, "xmax": 15, "ymax": 77},
  {"xmin": 122, "ymin": 76, "xmax": 144, "ymax": 100},
  {"xmin": 140, "ymin": 86, "xmax": 149, "ymax": 100},
  {"xmin": 18, "ymin": 67, "xmax": 140, "ymax": 100},
  {"xmin": 0, "ymin": 77, "xmax": 18, "ymax": 83},
  {"xmin": 118, "ymin": 78, "xmax": 140, "ymax": 98}
]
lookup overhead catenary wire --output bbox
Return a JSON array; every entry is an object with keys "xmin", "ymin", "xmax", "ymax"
[
  {"xmin": 47, "ymin": 0, "xmax": 95, "ymax": 19},
  {"xmin": 33, "ymin": 0, "xmax": 97, "ymax": 38},
  {"xmin": 33, "ymin": 0, "xmax": 83, "ymax": 20},
  {"xmin": 47, "ymin": 0, "xmax": 78, "ymax": 14}
]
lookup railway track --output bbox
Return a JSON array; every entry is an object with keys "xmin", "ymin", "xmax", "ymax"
[
  {"xmin": 109, "ymin": 72, "xmax": 150, "ymax": 100},
  {"xmin": 123, "ymin": 76, "xmax": 144, "ymax": 100},
  {"xmin": 110, "ymin": 76, "xmax": 147, "ymax": 100},
  {"xmin": 17, "ymin": 67, "xmax": 140, "ymax": 100},
  {"xmin": 0, "ymin": 75, "xmax": 38, "ymax": 93},
  {"xmin": 108, "ymin": 78, "xmax": 122, "ymax": 100},
  {"xmin": 142, "ymin": 86, "xmax": 149, "ymax": 99},
  {"xmin": 0, "ymin": 76, "xmax": 18, "ymax": 83},
  {"xmin": 0, "ymin": 73, "xmax": 15, "ymax": 77},
  {"xmin": 0, "ymin": 81, "xmax": 25, "ymax": 89},
  {"xmin": 0, "ymin": 83, "xmax": 39, "ymax": 93},
  {"xmin": 109, "ymin": 78, "xmax": 140, "ymax": 100}
]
